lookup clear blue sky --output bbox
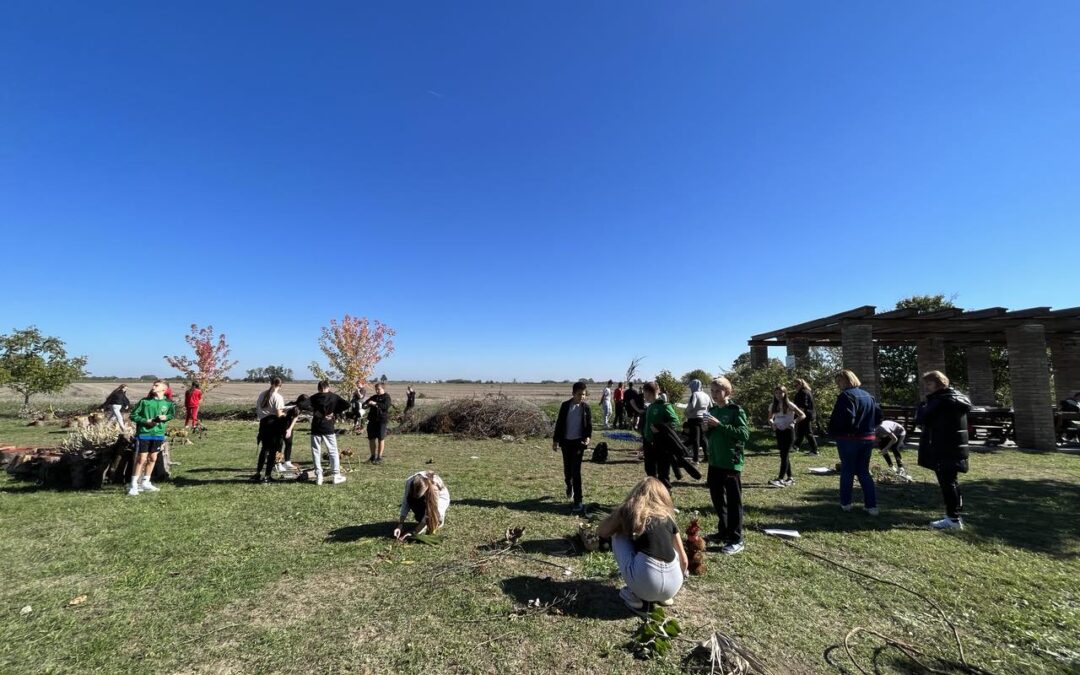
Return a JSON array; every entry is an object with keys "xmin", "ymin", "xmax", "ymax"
[{"xmin": 2, "ymin": 2, "xmax": 1078, "ymax": 381}]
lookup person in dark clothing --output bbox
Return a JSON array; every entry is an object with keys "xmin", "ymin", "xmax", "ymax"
[
  {"xmin": 405, "ymin": 386, "xmax": 417, "ymax": 416},
  {"xmin": 277, "ymin": 394, "xmax": 310, "ymax": 473},
  {"xmin": 552, "ymin": 381, "xmax": 592, "ymax": 512},
  {"xmin": 613, "ymin": 383, "xmax": 625, "ymax": 429},
  {"xmin": 365, "ymin": 382, "xmax": 392, "ymax": 464},
  {"xmin": 309, "ymin": 381, "xmax": 351, "ymax": 484},
  {"xmin": 642, "ymin": 382, "xmax": 681, "ymax": 493},
  {"xmin": 792, "ymin": 378, "xmax": 819, "ymax": 455},
  {"xmin": 827, "ymin": 369, "xmax": 882, "ymax": 515},
  {"xmin": 103, "ymin": 384, "xmax": 132, "ymax": 433},
  {"xmin": 916, "ymin": 370, "xmax": 972, "ymax": 530},
  {"xmin": 625, "ymin": 383, "xmax": 646, "ymax": 434},
  {"xmin": 253, "ymin": 405, "xmax": 300, "ymax": 483}
]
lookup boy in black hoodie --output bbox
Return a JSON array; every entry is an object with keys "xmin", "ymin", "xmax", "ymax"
[
  {"xmin": 309, "ymin": 380, "xmax": 351, "ymax": 485},
  {"xmin": 552, "ymin": 381, "xmax": 592, "ymax": 512}
]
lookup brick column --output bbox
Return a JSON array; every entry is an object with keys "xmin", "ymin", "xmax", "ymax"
[
  {"xmin": 1050, "ymin": 335, "xmax": 1080, "ymax": 402},
  {"xmin": 966, "ymin": 344, "xmax": 996, "ymax": 406},
  {"xmin": 787, "ymin": 337, "xmax": 809, "ymax": 370},
  {"xmin": 1006, "ymin": 324, "xmax": 1056, "ymax": 451},
  {"xmin": 841, "ymin": 322, "xmax": 878, "ymax": 398},
  {"xmin": 917, "ymin": 337, "xmax": 947, "ymax": 381},
  {"xmin": 750, "ymin": 345, "xmax": 768, "ymax": 370}
]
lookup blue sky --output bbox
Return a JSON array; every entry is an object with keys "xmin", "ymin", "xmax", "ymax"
[{"xmin": 2, "ymin": 2, "xmax": 1078, "ymax": 381}]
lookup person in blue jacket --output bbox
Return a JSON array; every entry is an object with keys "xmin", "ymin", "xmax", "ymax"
[{"xmin": 826, "ymin": 369, "xmax": 882, "ymax": 515}]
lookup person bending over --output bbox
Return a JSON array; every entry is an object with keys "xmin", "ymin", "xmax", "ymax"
[
  {"xmin": 394, "ymin": 470, "xmax": 450, "ymax": 540},
  {"xmin": 875, "ymin": 419, "xmax": 907, "ymax": 477},
  {"xmin": 597, "ymin": 477, "xmax": 688, "ymax": 611}
]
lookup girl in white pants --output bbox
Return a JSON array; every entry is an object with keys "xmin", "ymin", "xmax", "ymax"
[{"xmin": 598, "ymin": 477, "xmax": 688, "ymax": 610}]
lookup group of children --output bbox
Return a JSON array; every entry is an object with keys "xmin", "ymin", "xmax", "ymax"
[{"xmin": 252, "ymin": 378, "xmax": 393, "ymax": 484}]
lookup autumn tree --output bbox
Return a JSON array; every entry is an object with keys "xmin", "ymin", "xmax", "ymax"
[
  {"xmin": 0, "ymin": 326, "xmax": 87, "ymax": 407},
  {"xmin": 309, "ymin": 315, "xmax": 396, "ymax": 391},
  {"xmin": 164, "ymin": 324, "xmax": 238, "ymax": 393}
]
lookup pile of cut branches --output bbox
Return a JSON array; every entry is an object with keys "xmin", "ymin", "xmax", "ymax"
[{"xmin": 397, "ymin": 395, "xmax": 551, "ymax": 439}]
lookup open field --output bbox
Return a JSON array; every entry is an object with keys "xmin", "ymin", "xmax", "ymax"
[
  {"xmin": 1, "ymin": 417, "xmax": 1077, "ymax": 674},
  {"xmin": 0, "ymin": 381, "xmax": 584, "ymax": 408}
]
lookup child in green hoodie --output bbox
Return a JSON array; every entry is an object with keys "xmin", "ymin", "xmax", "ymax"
[
  {"xmin": 704, "ymin": 377, "xmax": 750, "ymax": 554},
  {"xmin": 127, "ymin": 380, "xmax": 175, "ymax": 496}
]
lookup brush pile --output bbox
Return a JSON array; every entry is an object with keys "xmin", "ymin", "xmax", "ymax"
[{"xmin": 398, "ymin": 395, "xmax": 552, "ymax": 439}]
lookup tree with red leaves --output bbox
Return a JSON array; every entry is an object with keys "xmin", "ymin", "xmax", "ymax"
[
  {"xmin": 163, "ymin": 324, "xmax": 238, "ymax": 393},
  {"xmin": 309, "ymin": 315, "xmax": 395, "ymax": 392}
]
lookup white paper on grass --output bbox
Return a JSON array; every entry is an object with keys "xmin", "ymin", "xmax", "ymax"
[
  {"xmin": 763, "ymin": 529, "xmax": 801, "ymax": 539},
  {"xmin": 808, "ymin": 467, "xmax": 834, "ymax": 474}
]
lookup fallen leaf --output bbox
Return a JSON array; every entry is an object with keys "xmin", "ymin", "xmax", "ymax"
[
  {"xmin": 19, "ymin": 605, "xmax": 32, "ymax": 616},
  {"xmin": 68, "ymin": 595, "xmax": 88, "ymax": 607},
  {"xmin": 401, "ymin": 560, "xmax": 415, "ymax": 565}
]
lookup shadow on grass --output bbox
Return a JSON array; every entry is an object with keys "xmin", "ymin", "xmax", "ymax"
[
  {"xmin": 183, "ymin": 466, "xmax": 251, "ymax": 473},
  {"xmin": 171, "ymin": 475, "xmax": 269, "ymax": 487},
  {"xmin": 499, "ymin": 575, "xmax": 633, "ymax": 620},
  {"xmin": 326, "ymin": 521, "xmax": 399, "ymax": 542},
  {"xmin": 516, "ymin": 537, "xmax": 580, "ymax": 556},
  {"xmin": 457, "ymin": 495, "xmax": 579, "ymax": 516},
  {"xmin": 754, "ymin": 477, "xmax": 1080, "ymax": 557}
]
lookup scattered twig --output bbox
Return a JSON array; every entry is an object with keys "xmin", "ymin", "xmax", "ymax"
[
  {"xmin": 178, "ymin": 623, "xmax": 242, "ymax": 646},
  {"xmin": 476, "ymin": 630, "xmax": 514, "ymax": 649}
]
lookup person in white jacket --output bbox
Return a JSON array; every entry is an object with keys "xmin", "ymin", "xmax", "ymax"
[{"xmin": 394, "ymin": 470, "xmax": 450, "ymax": 540}]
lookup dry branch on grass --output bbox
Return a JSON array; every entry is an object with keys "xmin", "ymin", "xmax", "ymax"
[{"xmin": 397, "ymin": 395, "xmax": 551, "ymax": 439}]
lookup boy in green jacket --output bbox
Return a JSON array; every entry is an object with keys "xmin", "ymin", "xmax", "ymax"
[
  {"xmin": 704, "ymin": 377, "xmax": 750, "ymax": 554},
  {"xmin": 642, "ymin": 382, "xmax": 680, "ymax": 491},
  {"xmin": 127, "ymin": 380, "xmax": 175, "ymax": 496}
]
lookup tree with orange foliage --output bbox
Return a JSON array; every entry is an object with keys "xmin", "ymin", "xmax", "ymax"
[{"xmin": 309, "ymin": 315, "xmax": 396, "ymax": 392}]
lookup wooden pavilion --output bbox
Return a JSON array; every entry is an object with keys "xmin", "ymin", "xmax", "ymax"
[{"xmin": 748, "ymin": 306, "xmax": 1080, "ymax": 451}]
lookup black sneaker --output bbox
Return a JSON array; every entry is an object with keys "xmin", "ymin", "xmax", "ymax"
[{"xmin": 249, "ymin": 473, "xmax": 262, "ymax": 482}]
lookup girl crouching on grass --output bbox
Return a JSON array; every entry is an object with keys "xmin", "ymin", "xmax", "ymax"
[
  {"xmin": 597, "ymin": 477, "xmax": 688, "ymax": 611},
  {"xmin": 394, "ymin": 471, "xmax": 450, "ymax": 540}
]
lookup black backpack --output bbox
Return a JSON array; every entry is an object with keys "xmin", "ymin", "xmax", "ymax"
[{"xmin": 591, "ymin": 442, "xmax": 609, "ymax": 463}]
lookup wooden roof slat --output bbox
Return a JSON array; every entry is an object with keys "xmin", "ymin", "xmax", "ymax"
[
  {"xmin": 1047, "ymin": 306, "xmax": 1080, "ymax": 318},
  {"xmin": 873, "ymin": 308, "xmax": 920, "ymax": 319},
  {"xmin": 915, "ymin": 308, "xmax": 965, "ymax": 319},
  {"xmin": 1000, "ymin": 307, "xmax": 1052, "ymax": 319},
  {"xmin": 958, "ymin": 307, "xmax": 1008, "ymax": 319},
  {"xmin": 750, "ymin": 305, "xmax": 875, "ymax": 341}
]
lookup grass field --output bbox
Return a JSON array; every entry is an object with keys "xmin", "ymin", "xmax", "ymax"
[{"xmin": 1, "ymin": 417, "xmax": 1077, "ymax": 674}]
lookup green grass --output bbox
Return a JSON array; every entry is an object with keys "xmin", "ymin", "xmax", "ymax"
[{"xmin": 1, "ymin": 418, "xmax": 1077, "ymax": 674}]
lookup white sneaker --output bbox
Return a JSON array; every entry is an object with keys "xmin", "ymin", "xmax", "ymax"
[
  {"xmin": 657, "ymin": 597, "xmax": 675, "ymax": 607},
  {"xmin": 274, "ymin": 463, "xmax": 286, "ymax": 473},
  {"xmin": 865, "ymin": 507, "xmax": 879, "ymax": 516},
  {"xmin": 721, "ymin": 541, "xmax": 745, "ymax": 555},
  {"xmin": 127, "ymin": 485, "xmax": 140, "ymax": 496},
  {"xmin": 332, "ymin": 474, "xmax": 347, "ymax": 485},
  {"xmin": 140, "ymin": 481, "xmax": 160, "ymax": 492},
  {"xmin": 931, "ymin": 517, "xmax": 963, "ymax": 530},
  {"xmin": 283, "ymin": 461, "xmax": 296, "ymax": 470},
  {"xmin": 769, "ymin": 479, "xmax": 785, "ymax": 488},
  {"xmin": 315, "ymin": 474, "xmax": 324, "ymax": 486},
  {"xmin": 840, "ymin": 504, "xmax": 853, "ymax": 512},
  {"xmin": 619, "ymin": 586, "xmax": 643, "ymax": 610}
]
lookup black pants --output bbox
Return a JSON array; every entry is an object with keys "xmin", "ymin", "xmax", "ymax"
[
  {"xmin": 775, "ymin": 429, "xmax": 794, "ymax": 480},
  {"xmin": 614, "ymin": 401, "xmax": 625, "ymax": 428},
  {"xmin": 643, "ymin": 440, "xmax": 672, "ymax": 491},
  {"xmin": 257, "ymin": 437, "xmax": 282, "ymax": 477},
  {"xmin": 936, "ymin": 467, "xmax": 963, "ymax": 518},
  {"xmin": 707, "ymin": 466, "xmax": 742, "ymax": 545},
  {"xmin": 559, "ymin": 440, "xmax": 586, "ymax": 504},
  {"xmin": 878, "ymin": 435, "xmax": 905, "ymax": 468},
  {"xmin": 793, "ymin": 418, "xmax": 818, "ymax": 453},
  {"xmin": 685, "ymin": 418, "xmax": 705, "ymax": 462},
  {"xmin": 283, "ymin": 433, "xmax": 293, "ymax": 462}
]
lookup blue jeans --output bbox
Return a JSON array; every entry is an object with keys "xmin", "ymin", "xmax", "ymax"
[{"xmin": 836, "ymin": 440, "xmax": 877, "ymax": 508}]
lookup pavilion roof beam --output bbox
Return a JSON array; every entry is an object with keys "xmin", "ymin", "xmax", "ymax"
[{"xmin": 750, "ymin": 305, "xmax": 875, "ymax": 341}]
